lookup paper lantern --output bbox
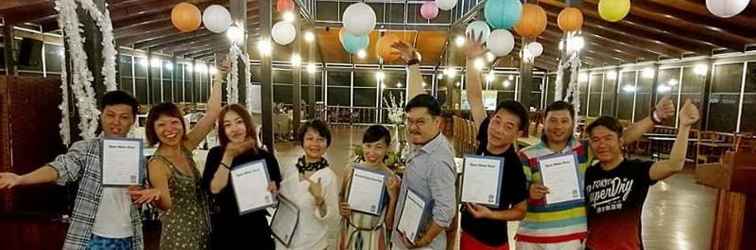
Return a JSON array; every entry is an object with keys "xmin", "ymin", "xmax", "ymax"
[
  {"xmin": 272, "ymin": 21, "xmax": 296, "ymax": 45},
  {"xmin": 276, "ymin": 0, "xmax": 296, "ymax": 13},
  {"xmin": 598, "ymin": 0, "xmax": 631, "ymax": 22},
  {"xmin": 376, "ymin": 34, "xmax": 402, "ymax": 62},
  {"xmin": 339, "ymin": 29, "xmax": 369, "ymax": 54},
  {"xmin": 706, "ymin": 0, "xmax": 749, "ymax": 18},
  {"xmin": 484, "ymin": 0, "xmax": 522, "ymax": 29},
  {"xmin": 435, "ymin": 0, "xmax": 457, "ymax": 11},
  {"xmin": 487, "ymin": 29, "xmax": 514, "ymax": 56},
  {"xmin": 558, "ymin": 7, "xmax": 583, "ymax": 32},
  {"xmin": 420, "ymin": 2, "xmax": 440, "ymax": 20},
  {"xmin": 513, "ymin": 4, "xmax": 547, "ymax": 39},
  {"xmin": 526, "ymin": 42, "xmax": 543, "ymax": 57},
  {"xmin": 203, "ymin": 5, "xmax": 233, "ymax": 33},
  {"xmin": 342, "ymin": 3, "xmax": 377, "ymax": 36},
  {"xmin": 171, "ymin": 3, "xmax": 202, "ymax": 32},
  {"xmin": 465, "ymin": 21, "xmax": 491, "ymax": 44}
]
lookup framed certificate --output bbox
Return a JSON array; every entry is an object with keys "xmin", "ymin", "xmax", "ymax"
[
  {"xmin": 460, "ymin": 154, "xmax": 505, "ymax": 207},
  {"xmin": 396, "ymin": 188, "xmax": 432, "ymax": 242},
  {"xmin": 101, "ymin": 138, "xmax": 144, "ymax": 186},
  {"xmin": 538, "ymin": 152, "xmax": 583, "ymax": 205},
  {"xmin": 271, "ymin": 195, "xmax": 299, "ymax": 247},
  {"xmin": 346, "ymin": 167, "xmax": 387, "ymax": 216},
  {"xmin": 231, "ymin": 160, "xmax": 276, "ymax": 215}
]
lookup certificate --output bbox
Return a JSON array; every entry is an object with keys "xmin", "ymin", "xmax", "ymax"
[
  {"xmin": 231, "ymin": 160, "xmax": 275, "ymax": 215},
  {"xmin": 101, "ymin": 138, "xmax": 144, "ymax": 186},
  {"xmin": 460, "ymin": 155, "xmax": 505, "ymax": 207},
  {"xmin": 538, "ymin": 153, "xmax": 583, "ymax": 205},
  {"xmin": 346, "ymin": 167, "xmax": 387, "ymax": 216},
  {"xmin": 397, "ymin": 188, "xmax": 431, "ymax": 242},
  {"xmin": 271, "ymin": 195, "xmax": 299, "ymax": 247}
]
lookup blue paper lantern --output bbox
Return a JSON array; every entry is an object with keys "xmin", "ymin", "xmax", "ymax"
[
  {"xmin": 484, "ymin": 0, "xmax": 522, "ymax": 29},
  {"xmin": 340, "ymin": 30, "xmax": 369, "ymax": 54}
]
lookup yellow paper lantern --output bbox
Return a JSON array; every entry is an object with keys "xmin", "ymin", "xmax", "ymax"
[
  {"xmin": 598, "ymin": 0, "xmax": 631, "ymax": 22},
  {"xmin": 558, "ymin": 7, "xmax": 584, "ymax": 32},
  {"xmin": 171, "ymin": 3, "xmax": 202, "ymax": 32},
  {"xmin": 513, "ymin": 4, "xmax": 547, "ymax": 39}
]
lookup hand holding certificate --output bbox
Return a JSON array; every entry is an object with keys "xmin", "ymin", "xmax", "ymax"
[
  {"xmin": 102, "ymin": 138, "xmax": 144, "ymax": 186},
  {"xmin": 271, "ymin": 195, "xmax": 299, "ymax": 247},
  {"xmin": 397, "ymin": 188, "xmax": 431, "ymax": 243},
  {"xmin": 460, "ymin": 155, "xmax": 505, "ymax": 207},
  {"xmin": 231, "ymin": 160, "xmax": 276, "ymax": 214},
  {"xmin": 538, "ymin": 153, "xmax": 583, "ymax": 205},
  {"xmin": 346, "ymin": 167, "xmax": 387, "ymax": 216}
]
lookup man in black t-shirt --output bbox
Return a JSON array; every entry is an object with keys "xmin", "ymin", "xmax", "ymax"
[
  {"xmin": 459, "ymin": 101, "xmax": 529, "ymax": 250},
  {"xmin": 583, "ymin": 99, "xmax": 700, "ymax": 250}
]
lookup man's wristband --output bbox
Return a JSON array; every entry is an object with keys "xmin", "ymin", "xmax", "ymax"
[{"xmin": 651, "ymin": 110, "xmax": 663, "ymax": 124}]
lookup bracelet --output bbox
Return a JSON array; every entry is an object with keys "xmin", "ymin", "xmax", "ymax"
[
  {"xmin": 220, "ymin": 162, "xmax": 231, "ymax": 170},
  {"xmin": 407, "ymin": 58, "xmax": 420, "ymax": 66},
  {"xmin": 651, "ymin": 110, "xmax": 663, "ymax": 124}
]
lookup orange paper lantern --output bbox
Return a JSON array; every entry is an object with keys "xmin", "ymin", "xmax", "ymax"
[
  {"xmin": 376, "ymin": 34, "xmax": 401, "ymax": 62},
  {"xmin": 513, "ymin": 3, "xmax": 547, "ymax": 39},
  {"xmin": 277, "ymin": 0, "xmax": 296, "ymax": 13},
  {"xmin": 171, "ymin": 2, "xmax": 201, "ymax": 32},
  {"xmin": 558, "ymin": 7, "xmax": 584, "ymax": 32}
]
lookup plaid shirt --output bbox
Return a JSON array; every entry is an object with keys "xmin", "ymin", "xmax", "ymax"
[{"xmin": 48, "ymin": 138, "xmax": 144, "ymax": 250}]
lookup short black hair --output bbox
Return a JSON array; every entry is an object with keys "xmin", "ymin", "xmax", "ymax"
[
  {"xmin": 545, "ymin": 101, "xmax": 575, "ymax": 119},
  {"xmin": 297, "ymin": 119, "xmax": 332, "ymax": 147},
  {"xmin": 363, "ymin": 125, "xmax": 391, "ymax": 145},
  {"xmin": 405, "ymin": 94, "xmax": 442, "ymax": 117},
  {"xmin": 100, "ymin": 90, "xmax": 139, "ymax": 116},
  {"xmin": 495, "ymin": 100, "xmax": 529, "ymax": 131},
  {"xmin": 586, "ymin": 116, "xmax": 624, "ymax": 138}
]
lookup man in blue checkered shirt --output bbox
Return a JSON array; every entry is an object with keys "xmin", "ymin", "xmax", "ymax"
[{"xmin": 0, "ymin": 91, "xmax": 159, "ymax": 250}]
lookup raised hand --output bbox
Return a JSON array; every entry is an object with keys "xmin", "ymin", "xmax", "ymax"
[
  {"xmin": 678, "ymin": 99, "xmax": 700, "ymax": 127},
  {"xmin": 223, "ymin": 140, "xmax": 255, "ymax": 159},
  {"xmin": 0, "ymin": 172, "xmax": 21, "ymax": 190},
  {"xmin": 654, "ymin": 96, "xmax": 676, "ymax": 121},
  {"xmin": 390, "ymin": 41, "xmax": 420, "ymax": 63},
  {"xmin": 463, "ymin": 31, "xmax": 487, "ymax": 59}
]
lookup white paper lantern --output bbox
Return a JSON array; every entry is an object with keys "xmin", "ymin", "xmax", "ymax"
[
  {"xmin": 706, "ymin": 0, "xmax": 749, "ymax": 18},
  {"xmin": 465, "ymin": 21, "xmax": 491, "ymax": 44},
  {"xmin": 203, "ymin": 5, "xmax": 233, "ymax": 33},
  {"xmin": 435, "ymin": 0, "xmax": 458, "ymax": 11},
  {"xmin": 487, "ymin": 29, "xmax": 515, "ymax": 56},
  {"xmin": 342, "ymin": 3, "xmax": 376, "ymax": 36},
  {"xmin": 527, "ymin": 42, "xmax": 543, "ymax": 57},
  {"xmin": 272, "ymin": 21, "xmax": 296, "ymax": 45}
]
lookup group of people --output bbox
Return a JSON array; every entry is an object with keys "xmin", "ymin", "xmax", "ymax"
[{"xmin": 0, "ymin": 37, "xmax": 700, "ymax": 250}]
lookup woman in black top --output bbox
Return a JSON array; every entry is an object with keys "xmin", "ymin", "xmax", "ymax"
[{"xmin": 201, "ymin": 104, "xmax": 282, "ymax": 250}]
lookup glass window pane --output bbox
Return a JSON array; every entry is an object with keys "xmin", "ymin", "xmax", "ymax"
[
  {"xmin": 16, "ymin": 39, "xmax": 43, "ymax": 72},
  {"xmin": 707, "ymin": 94, "xmax": 739, "ymax": 132},
  {"xmin": 546, "ymin": 75, "xmax": 556, "ymax": 104},
  {"xmin": 354, "ymin": 70, "xmax": 377, "ymax": 87},
  {"xmin": 578, "ymin": 80, "xmax": 588, "ymax": 116},
  {"xmin": 602, "ymin": 74, "xmax": 617, "ymax": 116},
  {"xmin": 635, "ymin": 71, "xmax": 653, "ymax": 121},
  {"xmin": 274, "ymin": 85, "xmax": 293, "ymax": 104},
  {"xmin": 327, "ymin": 70, "xmax": 350, "ymax": 87},
  {"xmin": 354, "ymin": 88, "xmax": 377, "ymax": 107},
  {"xmin": 273, "ymin": 69, "xmax": 293, "ymax": 84},
  {"xmin": 712, "ymin": 63, "xmax": 743, "ymax": 93},
  {"xmin": 383, "ymin": 71, "xmax": 406, "ymax": 89},
  {"xmin": 135, "ymin": 78, "xmax": 148, "ymax": 105},
  {"xmin": 44, "ymin": 44, "xmax": 63, "ymax": 73},
  {"xmin": 134, "ymin": 57, "xmax": 147, "ymax": 78},
  {"xmin": 655, "ymin": 68, "xmax": 681, "ymax": 126},
  {"xmin": 327, "ymin": 87, "xmax": 350, "ymax": 106},
  {"xmin": 617, "ymin": 72, "xmax": 636, "ymax": 121},
  {"xmin": 497, "ymin": 91, "xmax": 515, "ymax": 103}
]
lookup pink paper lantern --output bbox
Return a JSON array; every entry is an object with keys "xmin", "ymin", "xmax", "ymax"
[{"xmin": 420, "ymin": 1, "xmax": 439, "ymax": 20}]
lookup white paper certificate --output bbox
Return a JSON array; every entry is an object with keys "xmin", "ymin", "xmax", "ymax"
[
  {"xmin": 101, "ymin": 138, "xmax": 144, "ymax": 186},
  {"xmin": 397, "ymin": 189, "xmax": 428, "ymax": 242},
  {"xmin": 538, "ymin": 153, "xmax": 583, "ymax": 205},
  {"xmin": 271, "ymin": 196, "xmax": 299, "ymax": 247},
  {"xmin": 231, "ymin": 160, "xmax": 275, "ymax": 214},
  {"xmin": 347, "ymin": 167, "xmax": 387, "ymax": 216},
  {"xmin": 461, "ymin": 155, "xmax": 505, "ymax": 207}
]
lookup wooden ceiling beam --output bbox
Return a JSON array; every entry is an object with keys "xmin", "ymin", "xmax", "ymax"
[
  {"xmin": 0, "ymin": 1, "xmax": 55, "ymax": 24},
  {"xmin": 538, "ymin": 29, "xmax": 638, "ymax": 62},
  {"xmin": 643, "ymin": 0, "xmax": 756, "ymax": 38}
]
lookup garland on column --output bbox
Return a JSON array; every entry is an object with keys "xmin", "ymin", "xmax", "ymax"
[
  {"xmin": 54, "ymin": 0, "xmax": 119, "ymax": 144},
  {"xmin": 226, "ymin": 44, "xmax": 252, "ymax": 107}
]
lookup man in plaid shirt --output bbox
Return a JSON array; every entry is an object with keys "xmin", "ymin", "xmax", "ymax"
[{"xmin": 0, "ymin": 91, "xmax": 160, "ymax": 250}]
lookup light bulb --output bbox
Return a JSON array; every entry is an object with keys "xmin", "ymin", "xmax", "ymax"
[
  {"xmin": 667, "ymin": 79, "xmax": 678, "ymax": 86},
  {"xmin": 290, "ymin": 54, "xmax": 301, "ymax": 66},
  {"xmin": 304, "ymin": 31, "xmax": 315, "ymax": 43},
  {"xmin": 226, "ymin": 25, "xmax": 244, "ymax": 44},
  {"xmin": 657, "ymin": 85, "xmax": 671, "ymax": 93},
  {"xmin": 376, "ymin": 71, "xmax": 385, "ymax": 81},
  {"xmin": 607, "ymin": 71, "xmax": 617, "ymax": 80},
  {"xmin": 282, "ymin": 11, "xmax": 296, "ymax": 23},
  {"xmin": 150, "ymin": 58, "xmax": 161, "ymax": 67},
  {"xmin": 694, "ymin": 64, "xmax": 707, "ymax": 76},
  {"xmin": 474, "ymin": 58, "xmax": 485, "ymax": 70},
  {"xmin": 209, "ymin": 66, "xmax": 218, "ymax": 74},
  {"xmin": 357, "ymin": 49, "xmax": 366, "ymax": 59},
  {"xmin": 579, "ymin": 73, "xmax": 588, "ymax": 82},
  {"xmin": 307, "ymin": 63, "xmax": 317, "ymax": 74},
  {"xmin": 503, "ymin": 80, "xmax": 511, "ymax": 88},
  {"xmin": 623, "ymin": 85, "xmax": 637, "ymax": 93},
  {"xmin": 257, "ymin": 38, "xmax": 272, "ymax": 56},
  {"xmin": 486, "ymin": 52, "xmax": 495, "ymax": 62},
  {"xmin": 485, "ymin": 72, "xmax": 495, "ymax": 82},
  {"xmin": 642, "ymin": 68, "xmax": 654, "ymax": 79},
  {"xmin": 455, "ymin": 35, "xmax": 465, "ymax": 47}
]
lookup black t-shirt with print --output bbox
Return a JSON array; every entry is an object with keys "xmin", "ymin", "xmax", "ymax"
[
  {"xmin": 461, "ymin": 145, "xmax": 528, "ymax": 247},
  {"xmin": 585, "ymin": 159, "xmax": 657, "ymax": 250}
]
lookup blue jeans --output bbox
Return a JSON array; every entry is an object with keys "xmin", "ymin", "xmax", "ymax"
[{"xmin": 86, "ymin": 234, "xmax": 133, "ymax": 250}]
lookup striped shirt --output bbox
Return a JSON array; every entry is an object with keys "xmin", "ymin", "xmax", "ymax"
[
  {"xmin": 515, "ymin": 137, "xmax": 592, "ymax": 243},
  {"xmin": 48, "ymin": 138, "xmax": 144, "ymax": 250}
]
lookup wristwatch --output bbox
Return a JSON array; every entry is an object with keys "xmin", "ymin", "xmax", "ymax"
[{"xmin": 651, "ymin": 110, "xmax": 663, "ymax": 124}]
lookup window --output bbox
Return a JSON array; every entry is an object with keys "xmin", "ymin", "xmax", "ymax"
[
  {"xmin": 617, "ymin": 71, "xmax": 636, "ymax": 121},
  {"xmin": 707, "ymin": 63, "xmax": 743, "ymax": 132},
  {"xmin": 44, "ymin": 44, "xmax": 63, "ymax": 73},
  {"xmin": 635, "ymin": 70, "xmax": 653, "ymax": 121},
  {"xmin": 588, "ymin": 74, "xmax": 602, "ymax": 117},
  {"xmin": 602, "ymin": 73, "xmax": 617, "ymax": 116},
  {"xmin": 741, "ymin": 62, "xmax": 756, "ymax": 132},
  {"xmin": 578, "ymin": 76, "xmax": 588, "ymax": 116},
  {"xmin": 656, "ymin": 68, "xmax": 681, "ymax": 127}
]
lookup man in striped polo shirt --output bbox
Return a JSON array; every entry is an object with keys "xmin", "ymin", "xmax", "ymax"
[{"xmin": 515, "ymin": 98, "xmax": 675, "ymax": 250}]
